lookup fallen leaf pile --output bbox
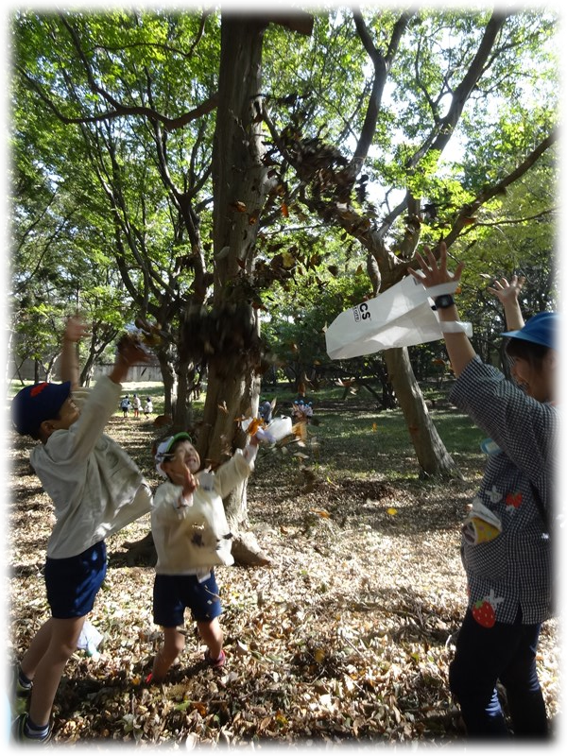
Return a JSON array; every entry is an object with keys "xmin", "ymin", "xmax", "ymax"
[{"xmin": 8, "ymin": 405, "xmax": 559, "ymax": 746}]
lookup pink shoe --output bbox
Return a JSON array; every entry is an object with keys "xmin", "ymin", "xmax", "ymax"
[{"xmin": 204, "ymin": 649, "xmax": 226, "ymax": 668}]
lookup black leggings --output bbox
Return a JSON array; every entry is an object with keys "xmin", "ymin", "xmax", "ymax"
[{"xmin": 449, "ymin": 606, "xmax": 549, "ymax": 738}]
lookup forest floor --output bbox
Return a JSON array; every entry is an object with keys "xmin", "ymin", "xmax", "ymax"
[{"xmin": 7, "ymin": 399, "xmax": 560, "ymax": 748}]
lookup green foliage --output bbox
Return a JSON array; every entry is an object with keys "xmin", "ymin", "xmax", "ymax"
[{"xmin": 10, "ymin": 7, "xmax": 558, "ymax": 396}]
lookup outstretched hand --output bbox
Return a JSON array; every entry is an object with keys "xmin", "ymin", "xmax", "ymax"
[
  {"xmin": 408, "ymin": 241, "xmax": 464, "ymax": 289},
  {"xmin": 109, "ymin": 333, "xmax": 151, "ymax": 385},
  {"xmin": 487, "ymin": 275, "xmax": 525, "ymax": 306},
  {"xmin": 64, "ymin": 315, "xmax": 90, "ymax": 343},
  {"xmin": 409, "ymin": 242, "xmax": 475, "ymax": 377},
  {"xmin": 116, "ymin": 334, "xmax": 152, "ymax": 368}
]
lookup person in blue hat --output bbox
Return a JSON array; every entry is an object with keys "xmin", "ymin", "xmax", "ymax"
[
  {"xmin": 10, "ymin": 316, "xmax": 153, "ymax": 743},
  {"xmin": 410, "ymin": 244, "xmax": 557, "ymax": 739}
]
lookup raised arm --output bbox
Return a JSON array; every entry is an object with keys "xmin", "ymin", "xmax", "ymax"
[
  {"xmin": 108, "ymin": 334, "xmax": 150, "ymax": 386},
  {"xmin": 59, "ymin": 316, "xmax": 89, "ymax": 389},
  {"xmin": 408, "ymin": 243, "xmax": 476, "ymax": 378},
  {"xmin": 487, "ymin": 275, "xmax": 525, "ymax": 331}
]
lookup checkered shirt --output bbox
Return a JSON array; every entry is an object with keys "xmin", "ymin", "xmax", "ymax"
[{"xmin": 449, "ymin": 357, "xmax": 557, "ymax": 624}]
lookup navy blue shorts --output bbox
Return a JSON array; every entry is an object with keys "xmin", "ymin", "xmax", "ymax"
[
  {"xmin": 153, "ymin": 572, "xmax": 222, "ymax": 628},
  {"xmin": 45, "ymin": 541, "xmax": 107, "ymax": 619}
]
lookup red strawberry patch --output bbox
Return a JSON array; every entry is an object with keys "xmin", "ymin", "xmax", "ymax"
[
  {"xmin": 472, "ymin": 599, "xmax": 496, "ymax": 628},
  {"xmin": 505, "ymin": 492, "xmax": 522, "ymax": 510},
  {"xmin": 471, "ymin": 590, "xmax": 504, "ymax": 628}
]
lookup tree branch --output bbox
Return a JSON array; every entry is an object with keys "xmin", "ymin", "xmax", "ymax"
[
  {"xmin": 349, "ymin": 9, "xmax": 413, "ymax": 170},
  {"xmin": 18, "ymin": 62, "xmax": 219, "ymax": 131},
  {"xmin": 352, "ymin": 7, "xmax": 380, "ymax": 59},
  {"xmin": 443, "ymin": 127, "xmax": 558, "ymax": 247},
  {"xmin": 407, "ymin": 10, "xmax": 511, "ymax": 169},
  {"xmin": 476, "ymin": 207, "xmax": 557, "ymax": 227},
  {"xmin": 264, "ymin": 12, "xmax": 314, "ymax": 36}
]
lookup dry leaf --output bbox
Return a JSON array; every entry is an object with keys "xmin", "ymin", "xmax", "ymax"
[
  {"xmin": 311, "ymin": 509, "xmax": 330, "ymax": 519},
  {"xmin": 185, "ymin": 733, "xmax": 199, "ymax": 749}
]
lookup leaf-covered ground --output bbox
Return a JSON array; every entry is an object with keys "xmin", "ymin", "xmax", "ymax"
[{"xmin": 8, "ymin": 402, "xmax": 560, "ymax": 746}]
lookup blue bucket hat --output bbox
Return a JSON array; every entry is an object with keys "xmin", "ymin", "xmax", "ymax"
[
  {"xmin": 502, "ymin": 312, "xmax": 558, "ymax": 350},
  {"xmin": 11, "ymin": 381, "xmax": 72, "ymax": 437}
]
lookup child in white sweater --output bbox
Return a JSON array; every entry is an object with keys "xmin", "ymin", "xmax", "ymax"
[
  {"xmin": 11, "ymin": 317, "xmax": 152, "ymax": 742},
  {"xmin": 148, "ymin": 431, "xmax": 260, "ymax": 681}
]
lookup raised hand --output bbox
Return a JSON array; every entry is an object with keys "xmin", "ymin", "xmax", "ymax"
[
  {"xmin": 116, "ymin": 333, "xmax": 152, "ymax": 368},
  {"xmin": 487, "ymin": 275, "xmax": 525, "ymax": 330},
  {"xmin": 64, "ymin": 315, "xmax": 89, "ymax": 343},
  {"xmin": 409, "ymin": 241, "xmax": 465, "ymax": 289},
  {"xmin": 487, "ymin": 275, "xmax": 525, "ymax": 306},
  {"xmin": 109, "ymin": 333, "xmax": 151, "ymax": 385}
]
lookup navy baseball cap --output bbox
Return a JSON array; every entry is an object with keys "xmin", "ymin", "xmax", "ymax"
[
  {"xmin": 502, "ymin": 312, "xmax": 558, "ymax": 350},
  {"xmin": 11, "ymin": 381, "xmax": 72, "ymax": 437}
]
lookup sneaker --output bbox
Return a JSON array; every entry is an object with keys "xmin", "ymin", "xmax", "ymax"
[
  {"xmin": 12, "ymin": 713, "xmax": 52, "ymax": 743},
  {"xmin": 204, "ymin": 649, "xmax": 226, "ymax": 668},
  {"xmin": 12, "ymin": 666, "xmax": 32, "ymax": 716}
]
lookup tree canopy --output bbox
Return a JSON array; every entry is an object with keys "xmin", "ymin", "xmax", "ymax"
[{"xmin": 9, "ymin": 6, "xmax": 558, "ymax": 461}]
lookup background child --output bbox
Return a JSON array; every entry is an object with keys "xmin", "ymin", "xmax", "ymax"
[
  {"xmin": 10, "ymin": 316, "xmax": 153, "ymax": 743},
  {"xmin": 410, "ymin": 245, "xmax": 557, "ymax": 738},
  {"xmin": 132, "ymin": 394, "xmax": 142, "ymax": 418},
  {"xmin": 148, "ymin": 431, "xmax": 262, "ymax": 683},
  {"xmin": 120, "ymin": 394, "xmax": 131, "ymax": 418},
  {"xmin": 258, "ymin": 400, "xmax": 273, "ymax": 423},
  {"xmin": 143, "ymin": 396, "xmax": 153, "ymax": 417}
]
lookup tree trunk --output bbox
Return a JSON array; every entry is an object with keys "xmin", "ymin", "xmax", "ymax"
[
  {"xmin": 171, "ymin": 361, "xmax": 197, "ymax": 434},
  {"xmin": 45, "ymin": 356, "xmax": 56, "ymax": 383},
  {"xmin": 203, "ymin": 16, "xmax": 274, "ymax": 566},
  {"xmin": 384, "ymin": 347, "xmax": 462, "ymax": 479},
  {"xmin": 202, "ymin": 354, "xmax": 270, "ymax": 566},
  {"xmin": 157, "ymin": 350, "xmax": 177, "ymax": 419}
]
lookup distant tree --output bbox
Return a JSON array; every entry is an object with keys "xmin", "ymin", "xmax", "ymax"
[
  {"xmin": 259, "ymin": 7, "xmax": 558, "ymax": 477},
  {"xmin": 11, "ymin": 7, "xmax": 557, "ymax": 494}
]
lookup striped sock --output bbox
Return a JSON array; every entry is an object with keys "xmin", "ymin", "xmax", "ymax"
[
  {"xmin": 18, "ymin": 669, "xmax": 32, "ymax": 690},
  {"xmin": 24, "ymin": 716, "xmax": 50, "ymax": 740}
]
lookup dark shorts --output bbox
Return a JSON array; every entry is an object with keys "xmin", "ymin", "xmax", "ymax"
[
  {"xmin": 153, "ymin": 572, "xmax": 222, "ymax": 627},
  {"xmin": 45, "ymin": 541, "xmax": 107, "ymax": 619}
]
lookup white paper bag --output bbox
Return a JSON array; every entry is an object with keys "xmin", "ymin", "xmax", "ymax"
[
  {"xmin": 325, "ymin": 275, "xmax": 472, "ymax": 359},
  {"xmin": 77, "ymin": 621, "xmax": 104, "ymax": 657},
  {"xmin": 266, "ymin": 416, "xmax": 293, "ymax": 441}
]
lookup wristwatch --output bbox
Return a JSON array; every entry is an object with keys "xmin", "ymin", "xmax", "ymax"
[{"xmin": 434, "ymin": 294, "xmax": 455, "ymax": 309}]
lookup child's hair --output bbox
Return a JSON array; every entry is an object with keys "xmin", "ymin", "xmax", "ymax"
[{"xmin": 505, "ymin": 337, "xmax": 550, "ymax": 373}]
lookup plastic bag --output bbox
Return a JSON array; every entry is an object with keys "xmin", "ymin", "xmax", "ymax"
[
  {"xmin": 325, "ymin": 275, "xmax": 472, "ymax": 359},
  {"xmin": 77, "ymin": 621, "xmax": 104, "ymax": 658}
]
